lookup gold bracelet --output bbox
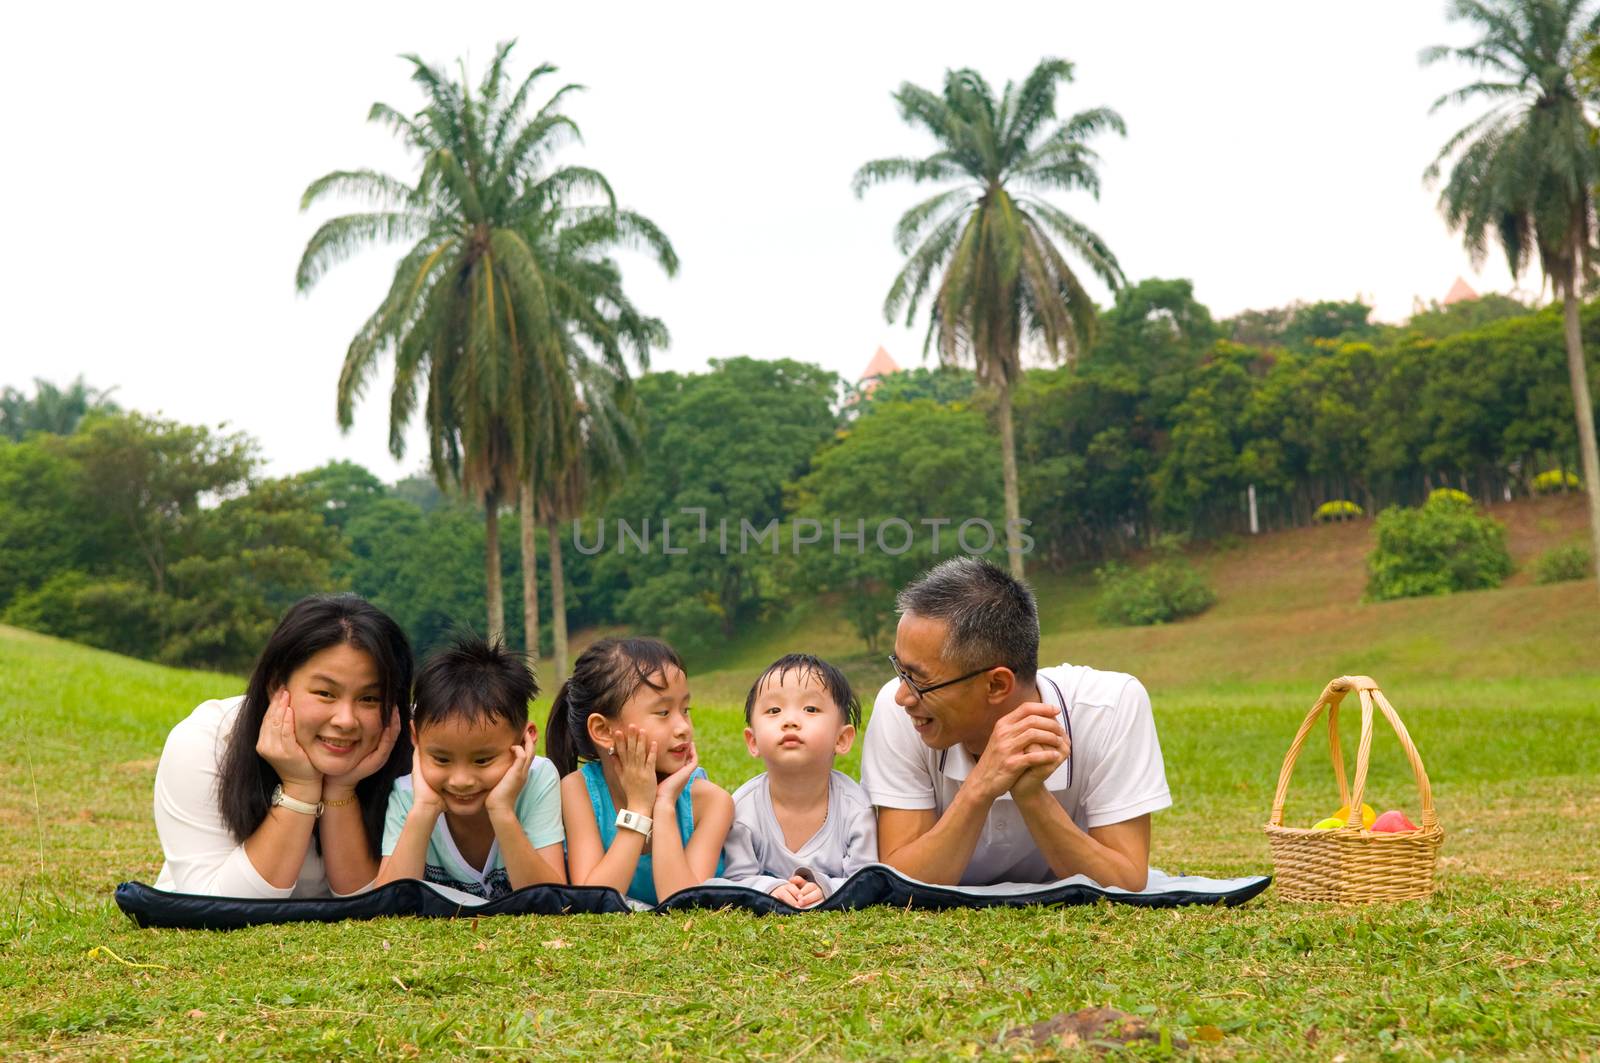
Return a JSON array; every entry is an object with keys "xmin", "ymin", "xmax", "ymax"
[{"xmin": 324, "ymin": 792, "xmax": 360, "ymax": 809}]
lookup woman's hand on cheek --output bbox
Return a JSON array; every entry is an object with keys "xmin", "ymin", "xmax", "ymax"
[
  {"xmin": 655, "ymin": 741, "xmax": 699, "ymax": 807},
  {"xmin": 616, "ymin": 726, "xmax": 659, "ymax": 812},
  {"xmin": 256, "ymin": 688, "xmax": 320, "ymax": 790},
  {"xmin": 325, "ymin": 704, "xmax": 402, "ymax": 798}
]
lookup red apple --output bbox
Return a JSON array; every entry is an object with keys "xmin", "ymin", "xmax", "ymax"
[{"xmin": 1371, "ymin": 809, "xmax": 1418, "ymax": 833}]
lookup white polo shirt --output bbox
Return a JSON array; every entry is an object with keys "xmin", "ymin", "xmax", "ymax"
[{"xmin": 860, "ymin": 663, "xmax": 1171, "ymax": 886}]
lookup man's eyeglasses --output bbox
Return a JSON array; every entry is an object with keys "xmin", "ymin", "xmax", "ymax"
[{"xmin": 888, "ymin": 653, "xmax": 998, "ymax": 701}]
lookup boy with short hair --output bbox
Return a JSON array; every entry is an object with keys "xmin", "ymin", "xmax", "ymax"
[
  {"xmin": 722, "ymin": 654, "xmax": 878, "ymax": 907},
  {"xmin": 376, "ymin": 636, "xmax": 566, "ymax": 899}
]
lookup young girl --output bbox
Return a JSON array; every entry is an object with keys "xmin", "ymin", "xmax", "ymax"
[{"xmin": 547, "ymin": 637, "xmax": 731, "ymax": 906}]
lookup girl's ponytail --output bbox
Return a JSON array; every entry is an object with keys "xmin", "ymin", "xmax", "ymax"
[
  {"xmin": 543, "ymin": 636, "xmax": 686, "ymax": 776},
  {"xmin": 544, "ymin": 679, "xmax": 591, "ymax": 776}
]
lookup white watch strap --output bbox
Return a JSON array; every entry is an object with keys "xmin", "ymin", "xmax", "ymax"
[
  {"xmin": 272, "ymin": 783, "xmax": 324, "ymax": 817},
  {"xmin": 615, "ymin": 808, "xmax": 653, "ymax": 840}
]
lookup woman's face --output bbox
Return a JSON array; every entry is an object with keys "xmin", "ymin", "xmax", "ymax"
[
  {"xmin": 593, "ymin": 665, "xmax": 695, "ymax": 775},
  {"xmin": 280, "ymin": 643, "xmax": 386, "ymax": 778}
]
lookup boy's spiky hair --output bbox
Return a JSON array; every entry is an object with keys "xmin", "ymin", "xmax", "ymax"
[
  {"xmin": 413, "ymin": 636, "xmax": 537, "ymax": 732},
  {"xmin": 743, "ymin": 653, "xmax": 860, "ymax": 727}
]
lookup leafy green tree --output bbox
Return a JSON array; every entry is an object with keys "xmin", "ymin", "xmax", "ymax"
[
  {"xmin": 586, "ymin": 358, "xmax": 838, "ymax": 659},
  {"xmin": 1425, "ymin": 0, "xmax": 1600, "ymax": 593},
  {"xmin": 858, "ymin": 366, "xmax": 977, "ymax": 409},
  {"xmin": 787, "ymin": 400, "xmax": 1004, "ymax": 650},
  {"xmin": 1403, "ymin": 292, "xmax": 1532, "ymax": 338},
  {"xmin": 160, "ymin": 478, "xmax": 349, "ymax": 670},
  {"xmin": 0, "ymin": 377, "xmax": 119, "ymax": 441},
  {"xmin": 65, "ymin": 413, "xmax": 256, "ymax": 595},
  {"xmin": 298, "ymin": 41, "xmax": 675, "ymax": 641},
  {"xmin": 854, "ymin": 58, "xmax": 1127, "ymax": 578}
]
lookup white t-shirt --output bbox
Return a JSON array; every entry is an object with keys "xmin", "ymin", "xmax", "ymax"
[
  {"xmin": 720, "ymin": 769, "xmax": 878, "ymax": 899},
  {"xmin": 153, "ymin": 696, "xmax": 333, "ymax": 898},
  {"xmin": 859, "ymin": 663, "xmax": 1171, "ymax": 886}
]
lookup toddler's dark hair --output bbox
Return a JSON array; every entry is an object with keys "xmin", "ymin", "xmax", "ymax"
[
  {"xmin": 413, "ymin": 636, "xmax": 537, "ymax": 732},
  {"xmin": 545, "ymin": 637, "xmax": 685, "ymax": 775},
  {"xmin": 743, "ymin": 653, "xmax": 860, "ymax": 728}
]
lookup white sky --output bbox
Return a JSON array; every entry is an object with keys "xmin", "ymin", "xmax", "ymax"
[{"xmin": 1, "ymin": 1, "xmax": 1526, "ymax": 479}]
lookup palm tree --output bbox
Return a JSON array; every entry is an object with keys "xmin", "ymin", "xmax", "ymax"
[
  {"xmin": 296, "ymin": 42, "xmax": 675, "ymax": 639},
  {"xmin": 537, "ymin": 354, "xmax": 648, "ymax": 680},
  {"xmin": 1425, "ymin": 0, "xmax": 1600, "ymax": 595},
  {"xmin": 853, "ymin": 59, "xmax": 1127, "ymax": 577},
  {"xmin": 1, "ymin": 377, "xmax": 119, "ymax": 440},
  {"xmin": 504, "ymin": 157, "xmax": 673, "ymax": 669}
]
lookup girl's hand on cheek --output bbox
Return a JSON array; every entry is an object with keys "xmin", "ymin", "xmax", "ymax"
[
  {"xmin": 655, "ymin": 741, "xmax": 699, "ymax": 807},
  {"xmin": 256, "ymin": 688, "xmax": 320, "ymax": 789},
  {"xmin": 616, "ymin": 727, "xmax": 659, "ymax": 812}
]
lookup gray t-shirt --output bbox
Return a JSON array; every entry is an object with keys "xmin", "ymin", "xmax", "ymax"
[{"xmin": 720, "ymin": 769, "xmax": 878, "ymax": 898}]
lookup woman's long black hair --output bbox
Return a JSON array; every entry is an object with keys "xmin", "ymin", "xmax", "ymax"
[
  {"xmin": 216, "ymin": 593, "xmax": 414, "ymax": 857},
  {"xmin": 544, "ymin": 637, "xmax": 684, "ymax": 775}
]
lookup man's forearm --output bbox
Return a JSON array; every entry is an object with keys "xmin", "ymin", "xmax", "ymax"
[
  {"xmin": 1013, "ymin": 789, "xmax": 1147, "ymax": 890},
  {"xmin": 879, "ymin": 787, "xmax": 994, "ymax": 885}
]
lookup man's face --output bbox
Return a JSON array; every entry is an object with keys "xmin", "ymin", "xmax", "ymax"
[{"xmin": 891, "ymin": 613, "xmax": 992, "ymax": 751}]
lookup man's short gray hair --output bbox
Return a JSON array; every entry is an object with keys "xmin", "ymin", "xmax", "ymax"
[{"xmin": 896, "ymin": 557, "xmax": 1039, "ymax": 681}]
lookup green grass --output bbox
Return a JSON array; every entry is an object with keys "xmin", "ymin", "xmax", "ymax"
[{"xmin": 4, "ymin": 497, "xmax": 1600, "ymax": 1060}]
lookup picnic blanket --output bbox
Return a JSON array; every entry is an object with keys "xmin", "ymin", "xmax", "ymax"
[{"xmin": 114, "ymin": 865, "xmax": 1270, "ymax": 930}]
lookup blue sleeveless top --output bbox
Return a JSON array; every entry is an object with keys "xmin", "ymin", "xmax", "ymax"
[{"xmin": 579, "ymin": 760, "xmax": 724, "ymax": 905}]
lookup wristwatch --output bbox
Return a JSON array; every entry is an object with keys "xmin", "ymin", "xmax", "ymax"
[
  {"xmin": 615, "ymin": 808, "xmax": 653, "ymax": 841},
  {"xmin": 271, "ymin": 783, "xmax": 324, "ymax": 818}
]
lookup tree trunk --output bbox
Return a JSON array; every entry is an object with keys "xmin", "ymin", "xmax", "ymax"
[
  {"xmin": 1558, "ymin": 266, "xmax": 1600, "ymax": 597},
  {"xmin": 996, "ymin": 379, "xmax": 1025, "ymax": 579},
  {"xmin": 546, "ymin": 515, "xmax": 569, "ymax": 684},
  {"xmin": 484, "ymin": 488, "xmax": 505, "ymax": 642},
  {"xmin": 520, "ymin": 485, "xmax": 540, "ymax": 664}
]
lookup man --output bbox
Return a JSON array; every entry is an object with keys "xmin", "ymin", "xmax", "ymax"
[{"xmin": 860, "ymin": 557, "xmax": 1169, "ymax": 889}]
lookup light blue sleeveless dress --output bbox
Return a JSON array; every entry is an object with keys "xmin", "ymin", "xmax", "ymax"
[{"xmin": 578, "ymin": 760, "xmax": 725, "ymax": 905}]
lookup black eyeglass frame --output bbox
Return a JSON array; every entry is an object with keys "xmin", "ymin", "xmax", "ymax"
[{"xmin": 887, "ymin": 653, "xmax": 1001, "ymax": 701}]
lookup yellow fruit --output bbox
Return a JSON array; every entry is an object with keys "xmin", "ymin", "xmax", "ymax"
[
  {"xmin": 1311, "ymin": 817, "xmax": 1346, "ymax": 830},
  {"xmin": 1329, "ymin": 803, "xmax": 1377, "ymax": 829}
]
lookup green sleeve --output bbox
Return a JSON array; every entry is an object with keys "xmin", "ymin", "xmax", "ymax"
[
  {"xmin": 517, "ymin": 759, "xmax": 565, "ymax": 848},
  {"xmin": 380, "ymin": 779, "xmax": 413, "ymax": 856}
]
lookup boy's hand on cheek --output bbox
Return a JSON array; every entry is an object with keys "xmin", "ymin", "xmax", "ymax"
[
  {"xmin": 487, "ymin": 731, "xmax": 534, "ymax": 815},
  {"xmin": 409, "ymin": 748, "xmax": 445, "ymax": 815}
]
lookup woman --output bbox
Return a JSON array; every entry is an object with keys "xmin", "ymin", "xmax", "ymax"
[{"xmin": 152, "ymin": 594, "xmax": 413, "ymax": 897}]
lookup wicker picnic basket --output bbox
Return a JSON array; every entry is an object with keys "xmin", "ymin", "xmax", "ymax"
[{"xmin": 1264, "ymin": 675, "xmax": 1444, "ymax": 902}]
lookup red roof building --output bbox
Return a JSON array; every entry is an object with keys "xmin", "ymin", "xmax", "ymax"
[{"xmin": 858, "ymin": 346, "xmax": 900, "ymax": 396}]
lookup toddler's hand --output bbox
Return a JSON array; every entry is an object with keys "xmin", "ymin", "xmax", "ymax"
[
  {"xmin": 769, "ymin": 881, "xmax": 805, "ymax": 907},
  {"xmin": 793, "ymin": 879, "xmax": 825, "ymax": 908}
]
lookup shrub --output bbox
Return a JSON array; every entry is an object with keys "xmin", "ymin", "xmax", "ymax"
[
  {"xmin": 1, "ymin": 572, "xmax": 165, "ymax": 658},
  {"xmin": 1315, "ymin": 500, "xmax": 1365, "ymax": 523},
  {"xmin": 1096, "ymin": 552, "xmax": 1216, "ymax": 626},
  {"xmin": 1365, "ymin": 493, "xmax": 1513, "ymax": 601},
  {"xmin": 1534, "ymin": 544, "xmax": 1593, "ymax": 585},
  {"xmin": 1532, "ymin": 469, "xmax": 1581, "ymax": 494}
]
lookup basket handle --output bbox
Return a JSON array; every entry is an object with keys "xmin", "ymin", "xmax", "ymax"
[{"xmin": 1267, "ymin": 676, "xmax": 1437, "ymax": 830}]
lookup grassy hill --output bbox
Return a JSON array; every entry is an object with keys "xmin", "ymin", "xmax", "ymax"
[
  {"xmin": 1, "ymin": 497, "xmax": 1596, "ymax": 1060},
  {"xmin": 684, "ymin": 492, "xmax": 1599, "ymax": 705}
]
